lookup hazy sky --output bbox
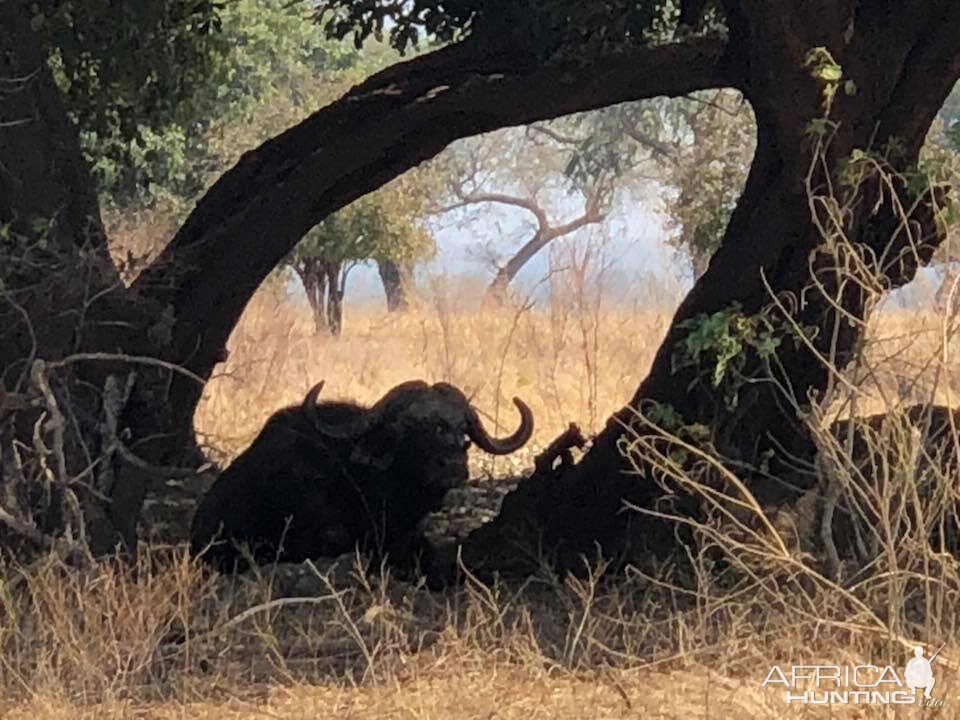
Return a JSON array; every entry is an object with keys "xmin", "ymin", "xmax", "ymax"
[
  {"xmin": 342, "ymin": 184, "xmax": 694, "ymax": 311},
  {"xmin": 339, "ymin": 192, "xmax": 942, "ymax": 313}
]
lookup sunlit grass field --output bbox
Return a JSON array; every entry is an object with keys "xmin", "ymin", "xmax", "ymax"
[
  {"xmin": 193, "ymin": 275, "xmax": 674, "ymax": 471},
  {"xmin": 195, "ymin": 275, "xmax": 960, "ymax": 464}
]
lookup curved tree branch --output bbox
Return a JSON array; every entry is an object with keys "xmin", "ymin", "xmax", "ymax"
[
  {"xmin": 131, "ymin": 35, "xmax": 741, "ymax": 379},
  {"xmin": 437, "ymin": 191, "xmax": 551, "ymax": 227},
  {"xmin": 876, "ymin": 0, "xmax": 960, "ymax": 156},
  {"xmin": 434, "ymin": 181, "xmax": 609, "ymax": 298}
]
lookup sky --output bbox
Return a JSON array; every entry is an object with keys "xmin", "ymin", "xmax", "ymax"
[{"xmin": 338, "ymin": 189, "xmax": 943, "ymax": 314}]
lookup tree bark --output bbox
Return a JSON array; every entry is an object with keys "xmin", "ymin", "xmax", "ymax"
[
  {"xmin": 125, "ymin": 35, "xmax": 738, "ymax": 441},
  {"xmin": 0, "ymin": 7, "xmax": 187, "ymax": 555},
  {"xmin": 0, "ymin": 4, "xmax": 725, "ymax": 558},
  {"xmin": 488, "ymin": 199, "xmax": 604, "ymax": 301},
  {"xmin": 487, "ymin": 230, "xmax": 548, "ymax": 301},
  {"xmin": 294, "ymin": 260, "xmax": 329, "ymax": 335},
  {"xmin": 8, "ymin": 0, "xmax": 956, "ymax": 570},
  {"xmin": 377, "ymin": 258, "xmax": 410, "ymax": 312},
  {"xmin": 462, "ymin": 0, "xmax": 960, "ymax": 576},
  {"xmin": 1, "ymin": 13, "xmax": 733, "ymax": 556},
  {"xmin": 439, "ymin": 190, "xmax": 606, "ymax": 302},
  {"xmin": 324, "ymin": 260, "xmax": 344, "ymax": 336}
]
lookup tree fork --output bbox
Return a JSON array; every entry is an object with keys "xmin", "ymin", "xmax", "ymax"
[{"xmin": 461, "ymin": 0, "xmax": 960, "ymax": 575}]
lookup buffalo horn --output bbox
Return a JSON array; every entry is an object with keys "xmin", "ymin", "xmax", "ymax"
[{"xmin": 467, "ymin": 397, "xmax": 534, "ymax": 455}]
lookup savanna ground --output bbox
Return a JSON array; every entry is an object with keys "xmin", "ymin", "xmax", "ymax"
[{"xmin": 3, "ymin": 267, "xmax": 960, "ymax": 719}]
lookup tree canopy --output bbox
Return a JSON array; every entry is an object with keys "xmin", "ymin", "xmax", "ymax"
[
  {"xmin": 75, "ymin": 0, "xmax": 437, "ymax": 324},
  {"xmin": 63, "ymin": 0, "xmax": 356, "ymax": 208}
]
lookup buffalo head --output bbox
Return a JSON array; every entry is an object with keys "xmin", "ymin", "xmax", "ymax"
[{"xmin": 303, "ymin": 380, "xmax": 534, "ymax": 489}]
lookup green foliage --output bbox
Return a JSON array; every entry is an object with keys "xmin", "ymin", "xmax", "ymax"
[
  {"xmin": 644, "ymin": 401, "xmax": 686, "ymax": 430},
  {"xmin": 34, "ymin": 0, "xmax": 224, "ymax": 206},
  {"xmin": 664, "ymin": 91, "xmax": 754, "ymax": 277},
  {"xmin": 35, "ymin": 1, "xmax": 227, "ymax": 137},
  {"xmin": 537, "ymin": 0, "xmax": 675, "ymax": 51},
  {"xmin": 293, "ymin": 175, "xmax": 436, "ymax": 269},
  {"xmin": 674, "ymin": 305, "xmax": 783, "ymax": 410},
  {"xmin": 644, "ymin": 401, "xmax": 711, "ymax": 442},
  {"xmin": 518, "ymin": 89, "xmax": 754, "ymax": 279},
  {"xmin": 61, "ymin": 0, "xmax": 435, "ymax": 286},
  {"xmin": 624, "ymin": 400, "xmax": 711, "ymax": 466},
  {"xmin": 47, "ymin": 0, "xmax": 357, "ymax": 208},
  {"xmin": 804, "ymin": 46, "xmax": 842, "ymax": 83},
  {"xmin": 313, "ymin": 0, "xmax": 479, "ymax": 52},
  {"xmin": 837, "ymin": 126, "xmax": 958, "ymax": 222},
  {"xmin": 312, "ymin": 0, "xmax": 696, "ymax": 54},
  {"xmin": 837, "ymin": 146, "xmax": 881, "ymax": 189},
  {"xmin": 558, "ymin": 102, "xmax": 659, "ymax": 184},
  {"xmin": 804, "ymin": 45, "xmax": 843, "ymax": 111},
  {"xmin": 805, "ymin": 117, "xmax": 836, "ymax": 139}
]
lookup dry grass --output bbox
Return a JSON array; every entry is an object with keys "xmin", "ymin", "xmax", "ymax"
[
  {"xmin": 5, "ymin": 270, "xmax": 960, "ymax": 718},
  {"xmin": 193, "ymin": 275, "xmax": 960, "ymax": 463},
  {"xmin": 1, "ymin": 542, "xmax": 941, "ymax": 720},
  {"xmin": 193, "ymin": 274, "xmax": 675, "ymax": 474}
]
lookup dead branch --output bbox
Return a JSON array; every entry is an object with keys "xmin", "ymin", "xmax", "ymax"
[{"xmin": 534, "ymin": 423, "xmax": 589, "ymax": 473}]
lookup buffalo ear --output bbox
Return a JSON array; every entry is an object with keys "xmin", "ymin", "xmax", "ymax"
[{"xmin": 349, "ymin": 424, "xmax": 400, "ymax": 470}]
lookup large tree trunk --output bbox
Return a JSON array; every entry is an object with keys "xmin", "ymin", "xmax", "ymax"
[
  {"xmin": 324, "ymin": 260, "xmax": 344, "ymax": 336},
  {"xmin": 462, "ymin": 0, "xmax": 960, "ymax": 576},
  {"xmin": 0, "ymin": 7, "xmax": 192, "ymax": 555},
  {"xmin": 6, "ymin": 0, "xmax": 956, "ymax": 569},
  {"xmin": 125, "ymin": 34, "xmax": 735, "ymax": 453},
  {"xmin": 377, "ymin": 258, "xmax": 411, "ymax": 312}
]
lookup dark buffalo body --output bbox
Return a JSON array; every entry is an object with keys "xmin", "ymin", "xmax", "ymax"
[{"xmin": 190, "ymin": 381, "xmax": 533, "ymax": 575}]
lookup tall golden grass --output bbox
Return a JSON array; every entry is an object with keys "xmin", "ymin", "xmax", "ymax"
[
  {"xmin": 194, "ymin": 273, "xmax": 960, "ymax": 464},
  {"xmin": 193, "ymin": 272, "xmax": 677, "ymax": 474}
]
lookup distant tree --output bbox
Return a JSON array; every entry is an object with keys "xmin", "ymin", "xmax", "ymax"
[
  {"xmin": 288, "ymin": 173, "xmax": 435, "ymax": 334},
  {"xmin": 442, "ymin": 87, "xmax": 751, "ymax": 288},
  {"xmin": 662, "ymin": 90, "xmax": 755, "ymax": 278},
  {"xmin": 512, "ymin": 90, "xmax": 755, "ymax": 280},
  {"xmin": 431, "ymin": 125, "xmax": 618, "ymax": 302},
  {"xmin": 377, "ymin": 257, "xmax": 414, "ymax": 311}
]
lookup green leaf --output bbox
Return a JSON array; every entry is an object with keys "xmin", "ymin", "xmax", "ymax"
[
  {"xmin": 816, "ymin": 64, "xmax": 842, "ymax": 82},
  {"xmin": 806, "ymin": 118, "xmax": 831, "ymax": 138}
]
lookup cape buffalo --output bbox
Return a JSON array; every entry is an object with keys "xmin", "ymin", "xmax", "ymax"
[{"xmin": 190, "ymin": 380, "xmax": 534, "ymax": 578}]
